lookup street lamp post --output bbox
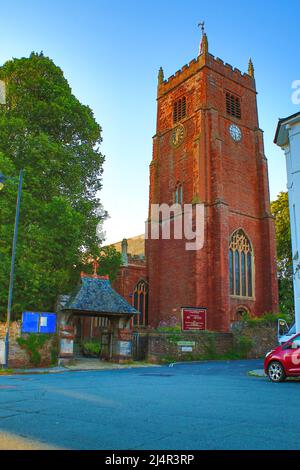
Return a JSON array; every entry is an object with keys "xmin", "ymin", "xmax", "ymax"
[{"xmin": 0, "ymin": 170, "xmax": 24, "ymax": 368}]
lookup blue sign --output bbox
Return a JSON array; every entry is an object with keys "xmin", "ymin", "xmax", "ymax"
[
  {"xmin": 22, "ymin": 312, "xmax": 39, "ymax": 333},
  {"xmin": 39, "ymin": 313, "xmax": 57, "ymax": 334},
  {"xmin": 22, "ymin": 312, "xmax": 57, "ymax": 334}
]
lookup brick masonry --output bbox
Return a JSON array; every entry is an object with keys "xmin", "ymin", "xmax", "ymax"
[
  {"xmin": 134, "ymin": 324, "xmax": 278, "ymax": 363},
  {"xmin": 0, "ymin": 321, "xmax": 57, "ymax": 368},
  {"xmin": 145, "ymin": 332, "xmax": 234, "ymax": 363},
  {"xmin": 146, "ymin": 47, "xmax": 279, "ymax": 331},
  {"xmin": 113, "ymin": 263, "xmax": 147, "ymax": 307},
  {"xmin": 232, "ymin": 323, "xmax": 278, "ymax": 359}
]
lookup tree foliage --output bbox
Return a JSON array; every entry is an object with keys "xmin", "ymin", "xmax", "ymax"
[
  {"xmin": 84, "ymin": 246, "xmax": 123, "ymax": 282},
  {"xmin": 0, "ymin": 52, "xmax": 120, "ymax": 318},
  {"xmin": 271, "ymin": 191, "xmax": 294, "ymax": 319}
]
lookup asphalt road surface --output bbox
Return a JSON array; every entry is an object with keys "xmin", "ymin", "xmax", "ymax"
[{"xmin": 0, "ymin": 360, "xmax": 299, "ymax": 450}]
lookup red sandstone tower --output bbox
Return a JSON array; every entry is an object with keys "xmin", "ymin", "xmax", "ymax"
[{"xmin": 146, "ymin": 32, "xmax": 278, "ymax": 332}]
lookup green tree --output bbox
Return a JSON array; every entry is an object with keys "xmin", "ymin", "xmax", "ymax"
[
  {"xmin": 98, "ymin": 246, "xmax": 123, "ymax": 282},
  {"xmin": 84, "ymin": 246, "xmax": 123, "ymax": 282},
  {"xmin": 0, "ymin": 52, "xmax": 120, "ymax": 318},
  {"xmin": 271, "ymin": 191, "xmax": 294, "ymax": 319}
]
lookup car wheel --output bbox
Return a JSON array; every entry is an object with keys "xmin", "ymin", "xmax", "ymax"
[{"xmin": 268, "ymin": 361, "xmax": 286, "ymax": 383}]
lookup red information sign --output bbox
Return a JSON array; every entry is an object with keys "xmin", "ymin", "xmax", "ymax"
[{"xmin": 182, "ymin": 308, "xmax": 207, "ymax": 331}]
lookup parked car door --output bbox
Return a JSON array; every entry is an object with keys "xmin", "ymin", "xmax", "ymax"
[{"xmin": 282, "ymin": 335, "xmax": 300, "ymax": 374}]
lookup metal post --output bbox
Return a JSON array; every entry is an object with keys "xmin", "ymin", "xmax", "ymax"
[{"xmin": 4, "ymin": 170, "xmax": 23, "ymax": 368}]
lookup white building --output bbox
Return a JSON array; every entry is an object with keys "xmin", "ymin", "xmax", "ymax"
[{"xmin": 275, "ymin": 112, "xmax": 300, "ymax": 333}]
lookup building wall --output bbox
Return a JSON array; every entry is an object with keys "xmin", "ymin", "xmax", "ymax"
[
  {"xmin": 113, "ymin": 263, "xmax": 147, "ymax": 308},
  {"xmin": 283, "ymin": 120, "xmax": 300, "ymax": 332},
  {"xmin": 133, "ymin": 324, "xmax": 278, "ymax": 363},
  {"xmin": 146, "ymin": 332, "xmax": 234, "ymax": 364},
  {"xmin": 0, "ymin": 321, "xmax": 57, "ymax": 368},
  {"xmin": 146, "ymin": 49, "xmax": 278, "ymax": 331}
]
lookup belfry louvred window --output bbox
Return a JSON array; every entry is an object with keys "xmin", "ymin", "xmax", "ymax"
[
  {"xmin": 226, "ymin": 92, "xmax": 241, "ymax": 119},
  {"xmin": 229, "ymin": 230, "xmax": 254, "ymax": 298},
  {"xmin": 173, "ymin": 96, "xmax": 187, "ymax": 124},
  {"xmin": 133, "ymin": 280, "xmax": 148, "ymax": 327}
]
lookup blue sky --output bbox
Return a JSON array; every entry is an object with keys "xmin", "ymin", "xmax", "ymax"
[{"xmin": 1, "ymin": 0, "xmax": 299, "ymax": 243}]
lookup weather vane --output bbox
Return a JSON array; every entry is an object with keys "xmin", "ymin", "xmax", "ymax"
[{"xmin": 198, "ymin": 21, "xmax": 205, "ymax": 35}]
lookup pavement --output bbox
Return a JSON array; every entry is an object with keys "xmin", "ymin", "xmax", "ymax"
[
  {"xmin": 248, "ymin": 369, "xmax": 266, "ymax": 377},
  {"xmin": 1, "ymin": 358, "xmax": 161, "ymax": 375},
  {"xmin": 64, "ymin": 358, "xmax": 161, "ymax": 371},
  {"xmin": 1, "ymin": 359, "xmax": 300, "ymax": 450}
]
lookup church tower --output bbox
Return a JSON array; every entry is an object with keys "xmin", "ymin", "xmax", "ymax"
[{"xmin": 146, "ymin": 30, "xmax": 278, "ymax": 331}]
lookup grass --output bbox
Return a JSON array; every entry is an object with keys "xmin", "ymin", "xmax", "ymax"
[
  {"xmin": 159, "ymin": 352, "xmax": 251, "ymax": 364},
  {"xmin": 0, "ymin": 369, "xmax": 14, "ymax": 375}
]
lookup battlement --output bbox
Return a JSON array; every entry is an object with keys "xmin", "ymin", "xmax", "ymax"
[{"xmin": 158, "ymin": 52, "xmax": 255, "ymax": 97}]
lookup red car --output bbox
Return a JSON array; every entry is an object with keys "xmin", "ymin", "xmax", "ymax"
[{"xmin": 264, "ymin": 333, "xmax": 300, "ymax": 382}]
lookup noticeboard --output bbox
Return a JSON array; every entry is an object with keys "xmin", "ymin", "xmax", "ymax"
[
  {"xmin": 39, "ymin": 313, "xmax": 57, "ymax": 334},
  {"xmin": 22, "ymin": 312, "xmax": 57, "ymax": 334},
  {"xmin": 118, "ymin": 341, "xmax": 132, "ymax": 357},
  {"xmin": 22, "ymin": 312, "xmax": 39, "ymax": 333},
  {"xmin": 182, "ymin": 307, "xmax": 207, "ymax": 332},
  {"xmin": 60, "ymin": 338, "xmax": 74, "ymax": 356}
]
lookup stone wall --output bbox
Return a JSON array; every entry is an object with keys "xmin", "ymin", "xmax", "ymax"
[
  {"xmin": 137, "ymin": 331, "xmax": 234, "ymax": 363},
  {"xmin": 135, "ymin": 324, "xmax": 279, "ymax": 363},
  {"xmin": 231, "ymin": 322, "xmax": 278, "ymax": 359},
  {"xmin": 0, "ymin": 321, "xmax": 58, "ymax": 368}
]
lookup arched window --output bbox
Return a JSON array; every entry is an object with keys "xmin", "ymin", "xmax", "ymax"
[
  {"xmin": 236, "ymin": 307, "xmax": 249, "ymax": 321},
  {"xmin": 174, "ymin": 183, "xmax": 183, "ymax": 205},
  {"xmin": 229, "ymin": 229, "xmax": 254, "ymax": 298},
  {"xmin": 133, "ymin": 280, "xmax": 149, "ymax": 327}
]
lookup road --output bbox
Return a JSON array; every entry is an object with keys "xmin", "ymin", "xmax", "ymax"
[{"xmin": 0, "ymin": 359, "xmax": 299, "ymax": 450}]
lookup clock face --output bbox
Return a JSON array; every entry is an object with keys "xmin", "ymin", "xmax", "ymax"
[
  {"xmin": 229, "ymin": 124, "xmax": 242, "ymax": 142},
  {"xmin": 171, "ymin": 124, "xmax": 185, "ymax": 148}
]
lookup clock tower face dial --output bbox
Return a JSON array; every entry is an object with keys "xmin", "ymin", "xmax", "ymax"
[
  {"xmin": 229, "ymin": 124, "xmax": 242, "ymax": 142},
  {"xmin": 170, "ymin": 124, "xmax": 185, "ymax": 148}
]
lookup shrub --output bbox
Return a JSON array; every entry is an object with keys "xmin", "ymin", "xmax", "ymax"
[
  {"xmin": 17, "ymin": 334, "xmax": 50, "ymax": 367},
  {"xmin": 234, "ymin": 336, "xmax": 253, "ymax": 357},
  {"xmin": 240, "ymin": 312, "xmax": 290, "ymax": 328},
  {"xmin": 50, "ymin": 336, "xmax": 59, "ymax": 366},
  {"xmin": 156, "ymin": 325, "xmax": 182, "ymax": 333},
  {"xmin": 202, "ymin": 332, "xmax": 218, "ymax": 359},
  {"xmin": 81, "ymin": 341, "xmax": 101, "ymax": 357}
]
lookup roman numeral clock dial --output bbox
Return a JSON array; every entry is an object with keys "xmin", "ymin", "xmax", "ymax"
[
  {"xmin": 229, "ymin": 124, "xmax": 242, "ymax": 142},
  {"xmin": 170, "ymin": 124, "xmax": 185, "ymax": 148}
]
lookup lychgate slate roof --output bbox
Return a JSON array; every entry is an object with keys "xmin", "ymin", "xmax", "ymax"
[{"xmin": 63, "ymin": 276, "xmax": 138, "ymax": 316}]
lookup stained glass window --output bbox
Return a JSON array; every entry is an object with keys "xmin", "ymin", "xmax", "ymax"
[
  {"xmin": 229, "ymin": 249, "xmax": 234, "ymax": 295},
  {"xmin": 133, "ymin": 281, "xmax": 149, "ymax": 327},
  {"xmin": 229, "ymin": 230, "xmax": 254, "ymax": 298}
]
